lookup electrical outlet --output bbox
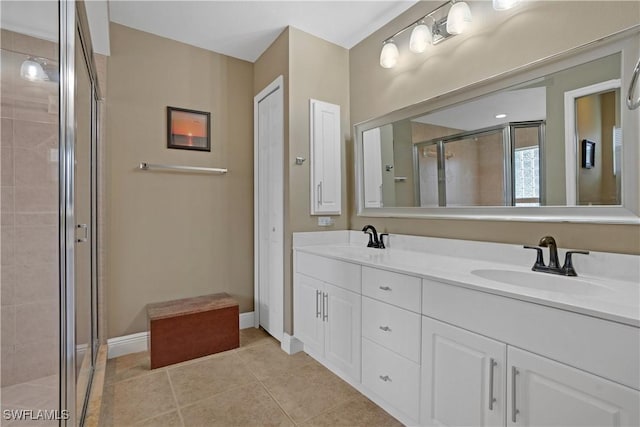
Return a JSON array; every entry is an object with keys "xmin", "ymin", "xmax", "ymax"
[{"xmin": 317, "ymin": 217, "xmax": 334, "ymax": 226}]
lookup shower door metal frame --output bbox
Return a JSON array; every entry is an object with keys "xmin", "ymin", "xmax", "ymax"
[{"xmin": 60, "ymin": 0, "xmax": 102, "ymax": 425}]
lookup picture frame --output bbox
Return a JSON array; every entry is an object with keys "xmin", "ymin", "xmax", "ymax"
[
  {"xmin": 167, "ymin": 106, "xmax": 211, "ymax": 151},
  {"xmin": 581, "ymin": 139, "xmax": 595, "ymax": 169}
]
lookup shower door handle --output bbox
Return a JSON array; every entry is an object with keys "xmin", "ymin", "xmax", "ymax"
[
  {"xmin": 627, "ymin": 57, "xmax": 640, "ymax": 110},
  {"xmin": 76, "ymin": 224, "xmax": 88, "ymax": 243}
]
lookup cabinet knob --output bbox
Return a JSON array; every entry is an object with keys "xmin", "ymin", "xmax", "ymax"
[
  {"xmin": 379, "ymin": 375, "xmax": 392, "ymax": 382},
  {"xmin": 379, "ymin": 326, "xmax": 392, "ymax": 332},
  {"xmin": 379, "ymin": 286, "xmax": 392, "ymax": 291}
]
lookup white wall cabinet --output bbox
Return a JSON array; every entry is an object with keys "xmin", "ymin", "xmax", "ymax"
[
  {"xmin": 310, "ymin": 99, "xmax": 341, "ymax": 215},
  {"xmin": 507, "ymin": 346, "xmax": 639, "ymax": 427},
  {"xmin": 293, "ymin": 273, "xmax": 361, "ymax": 382},
  {"xmin": 421, "ymin": 316, "xmax": 506, "ymax": 427}
]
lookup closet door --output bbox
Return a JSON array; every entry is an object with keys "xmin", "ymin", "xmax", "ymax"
[{"xmin": 310, "ymin": 99, "xmax": 341, "ymax": 214}]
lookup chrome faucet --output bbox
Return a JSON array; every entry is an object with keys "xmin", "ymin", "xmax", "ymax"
[
  {"xmin": 362, "ymin": 225, "xmax": 387, "ymax": 249},
  {"xmin": 524, "ymin": 236, "xmax": 589, "ymax": 276}
]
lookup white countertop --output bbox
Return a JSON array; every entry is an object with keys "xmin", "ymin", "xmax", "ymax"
[{"xmin": 295, "ymin": 244, "xmax": 640, "ymax": 328}]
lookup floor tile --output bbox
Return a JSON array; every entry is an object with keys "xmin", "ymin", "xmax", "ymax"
[
  {"xmin": 302, "ymin": 394, "xmax": 403, "ymax": 427},
  {"xmin": 135, "ymin": 410, "xmax": 183, "ymax": 427},
  {"xmin": 237, "ymin": 339, "xmax": 315, "ymax": 380},
  {"xmin": 261, "ymin": 363, "xmax": 360, "ymax": 423},
  {"xmin": 240, "ymin": 327, "xmax": 278, "ymax": 348},
  {"xmin": 167, "ymin": 351, "xmax": 256, "ymax": 406},
  {"xmin": 180, "ymin": 383, "xmax": 293, "ymax": 427},
  {"xmin": 100, "ymin": 370, "xmax": 176, "ymax": 426},
  {"xmin": 104, "ymin": 351, "xmax": 151, "ymax": 385}
]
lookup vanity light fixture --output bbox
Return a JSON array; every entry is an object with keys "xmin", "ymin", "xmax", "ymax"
[
  {"xmin": 19, "ymin": 57, "xmax": 58, "ymax": 82},
  {"xmin": 492, "ymin": 0, "xmax": 519, "ymax": 11},
  {"xmin": 379, "ymin": 0, "xmax": 473, "ymax": 69}
]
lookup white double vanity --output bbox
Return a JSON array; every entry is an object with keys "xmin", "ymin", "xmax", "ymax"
[{"xmin": 292, "ymin": 231, "xmax": 640, "ymax": 426}]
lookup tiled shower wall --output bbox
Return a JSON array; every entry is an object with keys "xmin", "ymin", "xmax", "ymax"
[{"xmin": 1, "ymin": 30, "xmax": 59, "ymax": 386}]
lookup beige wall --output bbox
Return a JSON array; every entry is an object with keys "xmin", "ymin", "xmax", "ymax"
[
  {"xmin": 349, "ymin": 1, "xmax": 640, "ymax": 254},
  {"xmin": 106, "ymin": 24, "xmax": 254, "ymax": 337},
  {"xmin": 254, "ymin": 27, "xmax": 350, "ymax": 335}
]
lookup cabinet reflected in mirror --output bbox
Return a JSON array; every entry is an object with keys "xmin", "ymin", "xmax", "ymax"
[{"xmin": 358, "ymin": 51, "xmax": 628, "ymax": 210}]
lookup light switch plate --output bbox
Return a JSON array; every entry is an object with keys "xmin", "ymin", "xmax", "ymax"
[{"xmin": 318, "ymin": 217, "xmax": 334, "ymax": 226}]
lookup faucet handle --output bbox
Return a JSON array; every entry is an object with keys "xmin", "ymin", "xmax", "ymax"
[
  {"xmin": 523, "ymin": 245, "xmax": 545, "ymax": 268},
  {"xmin": 379, "ymin": 233, "xmax": 389, "ymax": 249},
  {"xmin": 562, "ymin": 250, "xmax": 590, "ymax": 276}
]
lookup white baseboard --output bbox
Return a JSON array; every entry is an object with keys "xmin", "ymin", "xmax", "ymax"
[
  {"xmin": 107, "ymin": 311, "xmax": 255, "ymax": 359},
  {"xmin": 281, "ymin": 333, "xmax": 304, "ymax": 355}
]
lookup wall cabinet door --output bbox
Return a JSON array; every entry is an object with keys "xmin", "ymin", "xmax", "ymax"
[
  {"xmin": 421, "ymin": 316, "xmax": 507, "ymax": 427},
  {"xmin": 324, "ymin": 283, "xmax": 361, "ymax": 381},
  {"xmin": 310, "ymin": 99, "xmax": 341, "ymax": 215},
  {"xmin": 507, "ymin": 346, "xmax": 639, "ymax": 427},
  {"xmin": 293, "ymin": 274, "xmax": 324, "ymax": 357}
]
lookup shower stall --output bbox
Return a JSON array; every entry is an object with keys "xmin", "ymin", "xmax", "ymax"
[{"xmin": 1, "ymin": 1, "xmax": 102, "ymax": 425}]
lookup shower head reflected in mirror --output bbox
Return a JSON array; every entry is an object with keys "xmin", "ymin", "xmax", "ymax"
[{"xmin": 20, "ymin": 57, "xmax": 59, "ymax": 82}]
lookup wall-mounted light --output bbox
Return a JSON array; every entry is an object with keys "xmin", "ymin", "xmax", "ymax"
[
  {"xmin": 379, "ymin": 0, "xmax": 515, "ymax": 69},
  {"xmin": 19, "ymin": 57, "xmax": 58, "ymax": 82}
]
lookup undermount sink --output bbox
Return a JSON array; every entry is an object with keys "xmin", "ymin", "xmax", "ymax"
[{"xmin": 471, "ymin": 269, "xmax": 613, "ymax": 296}]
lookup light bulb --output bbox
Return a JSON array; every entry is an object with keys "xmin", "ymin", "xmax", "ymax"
[
  {"xmin": 379, "ymin": 41, "xmax": 399, "ymax": 69},
  {"xmin": 20, "ymin": 58, "xmax": 47, "ymax": 82},
  {"xmin": 446, "ymin": 1, "xmax": 472, "ymax": 35},
  {"xmin": 409, "ymin": 22, "xmax": 432, "ymax": 54},
  {"xmin": 493, "ymin": 0, "xmax": 519, "ymax": 10}
]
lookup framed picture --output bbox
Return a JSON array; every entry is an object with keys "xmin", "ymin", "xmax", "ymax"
[
  {"xmin": 581, "ymin": 139, "xmax": 595, "ymax": 169},
  {"xmin": 167, "ymin": 106, "xmax": 211, "ymax": 151}
]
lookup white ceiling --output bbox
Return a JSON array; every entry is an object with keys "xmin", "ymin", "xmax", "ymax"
[
  {"xmin": 108, "ymin": 0, "xmax": 420, "ymax": 62},
  {"xmin": 413, "ymin": 87, "xmax": 547, "ymax": 131}
]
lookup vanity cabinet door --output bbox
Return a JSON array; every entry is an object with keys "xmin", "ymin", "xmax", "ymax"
[
  {"xmin": 324, "ymin": 283, "xmax": 361, "ymax": 382},
  {"xmin": 421, "ymin": 316, "xmax": 507, "ymax": 427},
  {"xmin": 293, "ymin": 274, "xmax": 325, "ymax": 357},
  {"xmin": 507, "ymin": 346, "xmax": 639, "ymax": 427}
]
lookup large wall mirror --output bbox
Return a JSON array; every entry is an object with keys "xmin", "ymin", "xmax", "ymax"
[{"xmin": 355, "ymin": 29, "xmax": 639, "ymax": 223}]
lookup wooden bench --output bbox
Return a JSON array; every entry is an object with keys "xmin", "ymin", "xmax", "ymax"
[{"xmin": 147, "ymin": 293, "xmax": 239, "ymax": 369}]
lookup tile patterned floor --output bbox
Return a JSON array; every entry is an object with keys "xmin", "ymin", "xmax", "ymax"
[
  {"xmin": 0, "ymin": 375, "xmax": 59, "ymax": 427},
  {"xmin": 100, "ymin": 328, "xmax": 403, "ymax": 427}
]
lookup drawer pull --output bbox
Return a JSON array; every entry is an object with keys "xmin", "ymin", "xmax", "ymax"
[
  {"xmin": 315, "ymin": 290, "xmax": 321, "ymax": 318},
  {"xmin": 511, "ymin": 366, "xmax": 519, "ymax": 422},
  {"xmin": 379, "ymin": 286, "xmax": 392, "ymax": 291},
  {"xmin": 379, "ymin": 375, "xmax": 392, "ymax": 382},
  {"xmin": 379, "ymin": 326, "xmax": 392, "ymax": 332},
  {"xmin": 488, "ymin": 358, "xmax": 497, "ymax": 410}
]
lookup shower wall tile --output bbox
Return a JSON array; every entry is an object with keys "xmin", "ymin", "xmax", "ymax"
[
  {"xmin": 1, "ymin": 350, "xmax": 15, "ymax": 386},
  {"xmin": 1, "ymin": 304, "xmax": 16, "ymax": 351},
  {"xmin": 1, "ymin": 264, "xmax": 15, "ymax": 306},
  {"xmin": 14, "ymin": 263, "xmax": 57, "ymax": 303},
  {"xmin": 15, "ymin": 212, "xmax": 57, "ymax": 226},
  {"xmin": 2, "ymin": 118, "xmax": 13, "ymax": 146},
  {"xmin": 12, "ymin": 337, "xmax": 58, "ymax": 384},
  {"xmin": 14, "ymin": 225, "xmax": 57, "ymax": 264},
  {"xmin": 14, "ymin": 185, "xmax": 57, "ymax": 212},
  {"xmin": 15, "ymin": 147, "xmax": 57, "ymax": 186},
  {"xmin": 15, "ymin": 301, "xmax": 58, "ymax": 344},
  {"xmin": 13, "ymin": 34, "xmax": 56, "ymax": 62},
  {"xmin": 1, "ymin": 29, "xmax": 15, "ymax": 50},
  {"xmin": 2, "ymin": 146, "xmax": 14, "ymax": 185},
  {"xmin": 1, "ymin": 226, "xmax": 15, "ymax": 266},
  {"xmin": 1, "ymin": 186, "xmax": 15, "ymax": 226},
  {"xmin": 13, "ymin": 120, "xmax": 57, "ymax": 149}
]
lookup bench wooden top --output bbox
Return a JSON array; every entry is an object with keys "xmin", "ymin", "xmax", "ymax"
[{"xmin": 147, "ymin": 293, "xmax": 238, "ymax": 321}]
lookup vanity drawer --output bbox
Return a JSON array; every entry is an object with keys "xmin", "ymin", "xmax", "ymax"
[
  {"xmin": 296, "ymin": 252, "xmax": 361, "ymax": 293},
  {"xmin": 362, "ymin": 337, "xmax": 420, "ymax": 421},
  {"xmin": 362, "ymin": 296, "xmax": 421, "ymax": 363},
  {"xmin": 362, "ymin": 266, "xmax": 421, "ymax": 312}
]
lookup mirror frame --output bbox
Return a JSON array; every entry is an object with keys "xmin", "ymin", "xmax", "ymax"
[{"xmin": 354, "ymin": 27, "xmax": 640, "ymax": 224}]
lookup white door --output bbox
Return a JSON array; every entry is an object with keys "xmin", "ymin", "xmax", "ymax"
[
  {"xmin": 254, "ymin": 76, "xmax": 284, "ymax": 341},
  {"xmin": 507, "ymin": 346, "xmax": 639, "ymax": 427},
  {"xmin": 421, "ymin": 317, "xmax": 507, "ymax": 427},
  {"xmin": 362, "ymin": 128, "xmax": 383, "ymax": 208},
  {"xmin": 323, "ymin": 283, "xmax": 361, "ymax": 381},
  {"xmin": 293, "ymin": 274, "xmax": 324, "ymax": 357}
]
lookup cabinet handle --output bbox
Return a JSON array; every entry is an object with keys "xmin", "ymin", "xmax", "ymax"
[
  {"xmin": 323, "ymin": 292, "xmax": 328, "ymax": 322},
  {"xmin": 379, "ymin": 326, "xmax": 391, "ymax": 332},
  {"xmin": 315, "ymin": 290, "xmax": 321, "ymax": 318},
  {"xmin": 379, "ymin": 375, "xmax": 392, "ymax": 382},
  {"xmin": 379, "ymin": 286, "xmax": 392, "ymax": 291},
  {"xmin": 317, "ymin": 182, "xmax": 323, "ymax": 206},
  {"xmin": 488, "ymin": 358, "xmax": 497, "ymax": 410},
  {"xmin": 511, "ymin": 366, "xmax": 519, "ymax": 423}
]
